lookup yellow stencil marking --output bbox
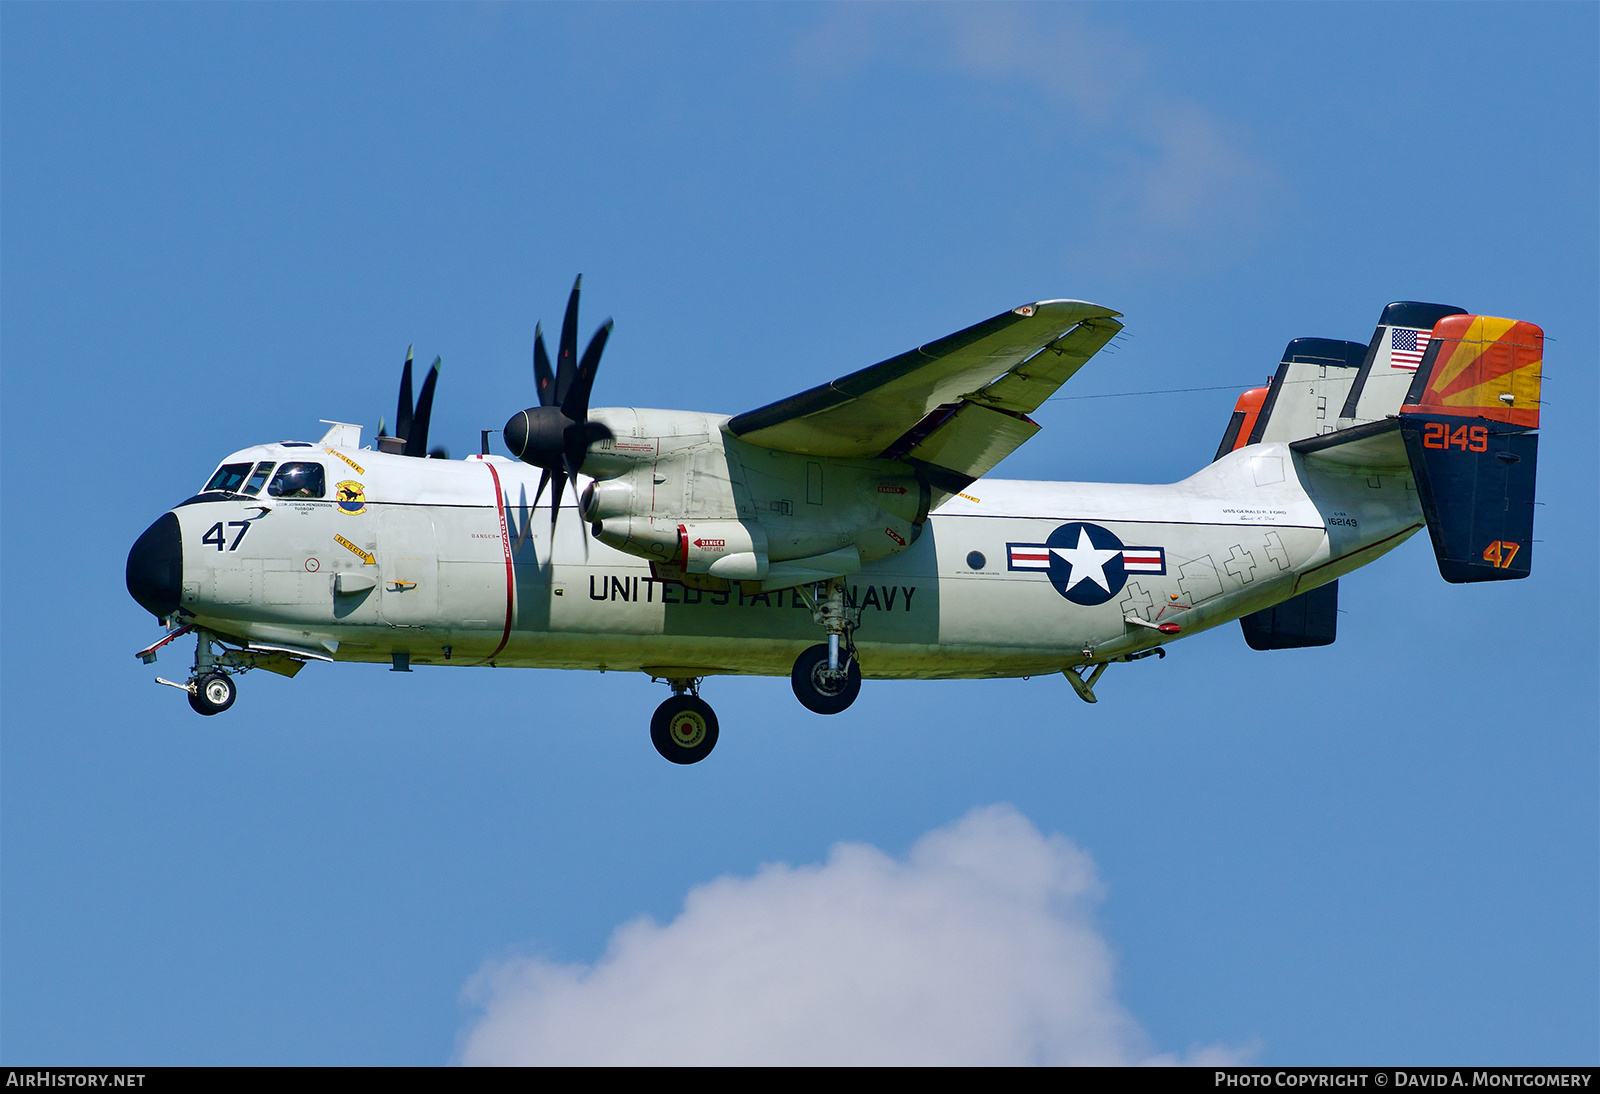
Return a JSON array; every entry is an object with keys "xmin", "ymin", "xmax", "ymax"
[
  {"xmin": 326, "ymin": 448, "xmax": 366, "ymax": 475},
  {"xmin": 958, "ymin": 492, "xmax": 981, "ymax": 504},
  {"xmin": 335, "ymin": 534, "xmax": 375, "ymax": 565}
]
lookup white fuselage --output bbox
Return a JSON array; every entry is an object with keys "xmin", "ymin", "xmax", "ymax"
[{"xmin": 164, "ymin": 437, "xmax": 1423, "ymax": 680}]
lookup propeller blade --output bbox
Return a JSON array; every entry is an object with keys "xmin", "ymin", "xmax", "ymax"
[
  {"xmin": 553, "ymin": 274, "xmax": 581, "ymax": 406},
  {"xmin": 548, "ymin": 469, "xmax": 568, "ymax": 530},
  {"xmin": 532, "ymin": 324, "xmax": 556, "ymax": 408},
  {"xmin": 562, "ymin": 419, "xmax": 614, "ymax": 480},
  {"xmin": 404, "ymin": 357, "xmax": 441, "ymax": 458},
  {"xmin": 377, "ymin": 415, "xmax": 387, "ymax": 439},
  {"xmin": 561, "ymin": 319, "xmax": 613, "ymax": 422},
  {"xmin": 531, "ymin": 466, "xmax": 553, "ymax": 510},
  {"xmin": 396, "ymin": 345, "xmax": 415, "ymax": 444}
]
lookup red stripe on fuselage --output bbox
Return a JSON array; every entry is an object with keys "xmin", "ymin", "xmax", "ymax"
[{"xmin": 478, "ymin": 462, "xmax": 515, "ymax": 664}]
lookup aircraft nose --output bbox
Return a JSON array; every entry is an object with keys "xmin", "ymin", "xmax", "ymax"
[{"xmin": 126, "ymin": 512, "xmax": 182, "ymax": 620}]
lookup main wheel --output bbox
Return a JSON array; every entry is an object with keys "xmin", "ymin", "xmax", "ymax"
[
  {"xmin": 188, "ymin": 672, "xmax": 236, "ymax": 716},
  {"xmin": 790, "ymin": 643, "xmax": 862, "ymax": 715},
  {"xmin": 650, "ymin": 694, "xmax": 720, "ymax": 764}
]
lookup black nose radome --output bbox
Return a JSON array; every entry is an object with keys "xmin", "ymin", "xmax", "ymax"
[{"xmin": 127, "ymin": 512, "xmax": 182, "ymax": 620}]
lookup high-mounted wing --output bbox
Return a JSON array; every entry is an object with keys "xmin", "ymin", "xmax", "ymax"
[{"xmin": 728, "ymin": 299, "xmax": 1122, "ymax": 488}]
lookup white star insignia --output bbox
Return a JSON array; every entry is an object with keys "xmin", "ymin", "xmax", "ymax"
[{"xmin": 1051, "ymin": 528, "xmax": 1122, "ymax": 592}]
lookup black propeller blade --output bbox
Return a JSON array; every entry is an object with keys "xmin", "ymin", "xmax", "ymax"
[
  {"xmin": 377, "ymin": 346, "xmax": 448, "ymax": 458},
  {"xmin": 503, "ymin": 275, "xmax": 614, "ymax": 529},
  {"xmin": 405, "ymin": 357, "xmax": 441, "ymax": 458}
]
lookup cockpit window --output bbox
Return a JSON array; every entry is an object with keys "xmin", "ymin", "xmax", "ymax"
[
  {"xmin": 267, "ymin": 462, "xmax": 326, "ymax": 499},
  {"xmin": 204, "ymin": 463, "xmax": 253, "ymax": 494},
  {"xmin": 241, "ymin": 462, "xmax": 276, "ymax": 496}
]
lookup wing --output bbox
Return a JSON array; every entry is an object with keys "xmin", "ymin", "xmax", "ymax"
[{"xmin": 727, "ymin": 299, "xmax": 1122, "ymax": 486}]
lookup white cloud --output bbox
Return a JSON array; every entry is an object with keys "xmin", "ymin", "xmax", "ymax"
[
  {"xmin": 458, "ymin": 805, "xmax": 1252, "ymax": 1065},
  {"xmin": 788, "ymin": 7, "xmax": 1282, "ymax": 272}
]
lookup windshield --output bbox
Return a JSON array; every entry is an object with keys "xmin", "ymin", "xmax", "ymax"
[
  {"xmin": 267, "ymin": 462, "xmax": 326, "ymax": 499},
  {"xmin": 242, "ymin": 462, "xmax": 275, "ymax": 496},
  {"xmin": 204, "ymin": 463, "xmax": 253, "ymax": 494}
]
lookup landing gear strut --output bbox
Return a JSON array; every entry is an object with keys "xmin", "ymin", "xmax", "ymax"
[
  {"xmin": 650, "ymin": 678, "xmax": 719, "ymax": 764},
  {"xmin": 791, "ymin": 577, "xmax": 862, "ymax": 715}
]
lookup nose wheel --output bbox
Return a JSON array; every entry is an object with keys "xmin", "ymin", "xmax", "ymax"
[
  {"xmin": 650, "ymin": 682, "xmax": 719, "ymax": 764},
  {"xmin": 187, "ymin": 671, "xmax": 236, "ymax": 716}
]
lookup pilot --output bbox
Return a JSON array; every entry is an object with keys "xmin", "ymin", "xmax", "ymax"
[{"xmin": 268, "ymin": 462, "xmax": 325, "ymax": 499}]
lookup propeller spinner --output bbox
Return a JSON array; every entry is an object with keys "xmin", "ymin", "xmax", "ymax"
[{"xmin": 503, "ymin": 275, "xmax": 614, "ymax": 527}]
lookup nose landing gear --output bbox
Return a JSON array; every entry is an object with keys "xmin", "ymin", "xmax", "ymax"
[
  {"xmin": 150, "ymin": 627, "xmax": 248, "ymax": 716},
  {"xmin": 141, "ymin": 623, "xmax": 308, "ymax": 717},
  {"xmin": 650, "ymin": 678, "xmax": 719, "ymax": 764}
]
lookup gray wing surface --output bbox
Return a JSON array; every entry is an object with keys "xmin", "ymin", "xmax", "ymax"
[{"xmin": 727, "ymin": 299, "xmax": 1122, "ymax": 485}]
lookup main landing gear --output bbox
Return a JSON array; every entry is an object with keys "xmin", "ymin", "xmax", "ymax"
[
  {"xmin": 791, "ymin": 577, "xmax": 862, "ymax": 715},
  {"xmin": 650, "ymin": 678, "xmax": 719, "ymax": 765}
]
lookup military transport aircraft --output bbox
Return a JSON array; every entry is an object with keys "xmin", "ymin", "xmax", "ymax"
[{"xmin": 126, "ymin": 279, "xmax": 1543, "ymax": 763}]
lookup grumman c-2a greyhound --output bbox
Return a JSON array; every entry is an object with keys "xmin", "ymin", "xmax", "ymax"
[{"xmin": 126, "ymin": 279, "xmax": 1543, "ymax": 763}]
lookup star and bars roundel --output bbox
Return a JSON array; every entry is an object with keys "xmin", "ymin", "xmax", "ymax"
[{"xmin": 1006, "ymin": 522, "xmax": 1167, "ymax": 605}]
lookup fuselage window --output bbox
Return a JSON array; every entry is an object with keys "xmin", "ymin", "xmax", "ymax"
[
  {"xmin": 242, "ymin": 462, "xmax": 276, "ymax": 496},
  {"xmin": 268, "ymin": 462, "xmax": 326, "ymax": 499},
  {"xmin": 204, "ymin": 463, "xmax": 254, "ymax": 494}
]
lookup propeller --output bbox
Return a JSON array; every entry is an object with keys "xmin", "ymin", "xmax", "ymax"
[
  {"xmin": 503, "ymin": 275, "xmax": 614, "ymax": 529},
  {"xmin": 376, "ymin": 346, "xmax": 449, "ymax": 458}
]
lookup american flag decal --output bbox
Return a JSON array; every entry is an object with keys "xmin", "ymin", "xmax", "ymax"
[{"xmin": 1389, "ymin": 327, "xmax": 1430, "ymax": 370}]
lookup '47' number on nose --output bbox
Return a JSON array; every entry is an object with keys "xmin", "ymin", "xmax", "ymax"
[{"xmin": 201, "ymin": 521, "xmax": 251, "ymax": 551}]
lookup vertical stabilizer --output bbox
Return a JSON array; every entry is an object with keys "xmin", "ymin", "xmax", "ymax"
[
  {"xmin": 1398, "ymin": 314, "xmax": 1543, "ymax": 583},
  {"xmin": 1240, "ymin": 580, "xmax": 1338, "ymax": 650},
  {"xmin": 1338, "ymin": 300, "xmax": 1467, "ymax": 426},
  {"xmin": 1247, "ymin": 338, "xmax": 1368, "ymax": 445}
]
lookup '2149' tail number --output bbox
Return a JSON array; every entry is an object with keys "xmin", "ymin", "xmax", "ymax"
[{"xmin": 1422, "ymin": 421, "xmax": 1489, "ymax": 452}]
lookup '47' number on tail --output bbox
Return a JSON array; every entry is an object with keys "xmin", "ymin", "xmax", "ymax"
[{"xmin": 1482, "ymin": 540, "xmax": 1520, "ymax": 569}]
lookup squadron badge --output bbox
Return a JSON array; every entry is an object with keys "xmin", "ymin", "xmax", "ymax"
[{"xmin": 335, "ymin": 480, "xmax": 367, "ymax": 515}]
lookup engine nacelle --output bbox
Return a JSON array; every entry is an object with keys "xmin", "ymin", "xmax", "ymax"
[{"xmin": 575, "ymin": 407, "xmax": 932, "ymax": 586}]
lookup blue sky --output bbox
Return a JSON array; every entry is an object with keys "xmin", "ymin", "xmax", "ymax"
[{"xmin": 3, "ymin": 2, "xmax": 1595, "ymax": 1064}]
